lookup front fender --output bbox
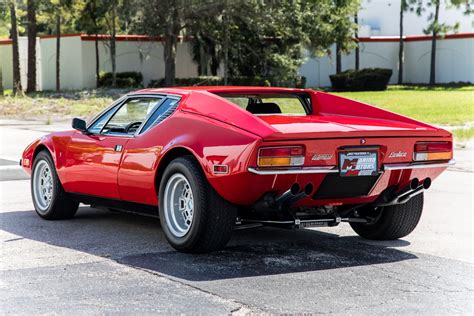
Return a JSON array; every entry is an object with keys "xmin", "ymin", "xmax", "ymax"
[{"xmin": 21, "ymin": 131, "xmax": 74, "ymax": 182}]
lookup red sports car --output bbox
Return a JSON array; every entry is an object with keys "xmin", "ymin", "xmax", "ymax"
[{"xmin": 22, "ymin": 86, "xmax": 454, "ymax": 253}]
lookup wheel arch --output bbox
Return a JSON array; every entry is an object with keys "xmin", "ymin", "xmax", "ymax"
[
  {"xmin": 154, "ymin": 146, "xmax": 204, "ymax": 196},
  {"xmin": 33, "ymin": 144, "xmax": 53, "ymax": 161}
]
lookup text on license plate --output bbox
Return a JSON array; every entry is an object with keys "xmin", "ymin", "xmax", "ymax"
[{"xmin": 339, "ymin": 151, "xmax": 378, "ymax": 177}]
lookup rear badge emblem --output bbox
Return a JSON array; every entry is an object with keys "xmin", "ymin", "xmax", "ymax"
[
  {"xmin": 312, "ymin": 154, "xmax": 333, "ymax": 161},
  {"xmin": 360, "ymin": 139, "xmax": 366, "ymax": 144},
  {"xmin": 388, "ymin": 151, "xmax": 407, "ymax": 158}
]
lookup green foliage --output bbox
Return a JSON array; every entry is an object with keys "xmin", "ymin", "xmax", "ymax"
[
  {"xmin": 412, "ymin": 0, "xmax": 472, "ymax": 35},
  {"xmin": 98, "ymin": 71, "xmax": 143, "ymax": 87},
  {"xmin": 330, "ymin": 68, "xmax": 393, "ymax": 91},
  {"xmin": 148, "ymin": 76, "xmax": 306, "ymax": 88}
]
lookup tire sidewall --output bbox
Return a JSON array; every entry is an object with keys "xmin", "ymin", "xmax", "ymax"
[
  {"xmin": 158, "ymin": 158, "xmax": 206, "ymax": 249},
  {"xmin": 31, "ymin": 151, "xmax": 59, "ymax": 219}
]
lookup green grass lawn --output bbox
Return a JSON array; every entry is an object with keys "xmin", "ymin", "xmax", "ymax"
[
  {"xmin": 334, "ymin": 85, "xmax": 474, "ymax": 126},
  {"xmin": 1, "ymin": 86, "xmax": 473, "ymax": 140}
]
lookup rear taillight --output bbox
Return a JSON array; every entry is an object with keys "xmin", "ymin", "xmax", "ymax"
[
  {"xmin": 414, "ymin": 141, "xmax": 452, "ymax": 161},
  {"xmin": 257, "ymin": 146, "xmax": 305, "ymax": 167}
]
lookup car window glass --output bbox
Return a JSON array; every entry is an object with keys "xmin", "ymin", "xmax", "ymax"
[
  {"xmin": 140, "ymin": 98, "xmax": 180, "ymax": 134},
  {"xmin": 102, "ymin": 97, "xmax": 162, "ymax": 135},
  {"xmin": 221, "ymin": 94, "xmax": 307, "ymax": 115},
  {"xmin": 88, "ymin": 106, "xmax": 117, "ymax": 134}
]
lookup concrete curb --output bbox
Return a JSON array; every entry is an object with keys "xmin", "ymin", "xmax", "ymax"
[{"xmin": 0, "ymin": 166, "xmax": 29, "ymax": 181}]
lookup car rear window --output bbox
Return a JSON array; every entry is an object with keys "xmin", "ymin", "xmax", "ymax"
[{"xmin": 217, "ymin": 93, "xmax": 310, "ymax": 115}]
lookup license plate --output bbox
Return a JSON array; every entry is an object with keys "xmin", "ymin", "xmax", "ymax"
[{"xmin": 339, "ymin": 151, "xmax": 378, "ymax": 177}]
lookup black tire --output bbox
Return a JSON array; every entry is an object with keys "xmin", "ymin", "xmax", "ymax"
[
  {"xmin": 31, "ymin": 150, "xmax": 79, "ymax": 220},
  {"xmin": 350, "ymin": 193, "xmax": 424, "ymax": 240},
  {"xmin": 158, "ymin": 156, "xmax": 237, "ymax": 253}
]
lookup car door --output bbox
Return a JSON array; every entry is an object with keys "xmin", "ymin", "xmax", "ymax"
[
  {"xmin": 117, "ymin": 97, "xmax": 181, "ymax": 205},
  {"xmin": 62, "ymin": 96, "xmax": 163, "ymax": 199}
]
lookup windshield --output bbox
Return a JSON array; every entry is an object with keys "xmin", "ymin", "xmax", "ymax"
[{"xmin": 217, "ymin": 93, "xmax": 310, "ymax": 115}]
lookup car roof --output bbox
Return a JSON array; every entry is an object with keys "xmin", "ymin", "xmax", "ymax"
[{"xmin": 136, "ymin": 86, "xmax": 311, "ymax": 95}]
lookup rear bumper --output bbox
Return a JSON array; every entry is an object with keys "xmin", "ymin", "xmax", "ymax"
[{"xmin": 248, "ymin": 159, "xmax": 455, "ymax": 175}]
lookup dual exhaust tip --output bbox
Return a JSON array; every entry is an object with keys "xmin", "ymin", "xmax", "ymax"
[
  {"xmin": 377, "ymin": 177, "xmax": 431, "ymax": 207},
  {"xmin": 274, "ymin": 182, "xmax": 313, "ymax": 208}
]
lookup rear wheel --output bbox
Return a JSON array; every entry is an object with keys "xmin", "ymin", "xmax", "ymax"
[
  {"xmin": 158, "ymin": 156, "xmax": 237, "ymax": 253},
  {"xmin": 31, "ymin": 151, "xmax": 79, "ymax": 220},
  {"xmin": 350, "ymin": 193, "xmax": 424, "ymax": 240}
]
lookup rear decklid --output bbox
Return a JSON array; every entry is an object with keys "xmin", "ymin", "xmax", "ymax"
[{"xmin": 258, "ymin": 114, "xmax": 450, "ymax": 141}]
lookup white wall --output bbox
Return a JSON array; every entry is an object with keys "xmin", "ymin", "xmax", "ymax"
[
  {"xmin": 405, "ymin": 37, "xmax": 474, "ymax": 84},
  {"xmin": 360, "ymin": 0, "xmax": 473, "ymax": 36},
  {"xmin": 81, "ymin": 39, "xmax": 198, "ymax": 89},
  {"xmin": 0, "ymin": 43, "xmax": 13, "ymax": 89},
  {"xmin": 40, "ymin": 36, "xmax": 84, "ymax": 90},
  {"xmin": 299, "ymin": 36, "xmax": 474, "ymax": 87}
]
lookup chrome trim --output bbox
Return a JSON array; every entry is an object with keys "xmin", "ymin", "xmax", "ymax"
[
  {"xmin": 248, "ymin": 166, "xmax": 338, "ymax": 175},
  {"xmin": 383, "ymin": 159, "xmax": 455, "ymax": 171}
]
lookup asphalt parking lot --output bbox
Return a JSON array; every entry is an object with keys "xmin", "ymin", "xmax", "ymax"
[{"xmin": 1, "ymin": 121, "xmax": 473, "ymax": 314}]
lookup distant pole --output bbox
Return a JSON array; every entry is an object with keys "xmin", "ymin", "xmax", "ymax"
[
  {"xmin": 9, "ymin": 1, "xmax": 22, "ymax": 93},
  {"xmin": 354, "ymin": 13, "xmax": 359, "ymax": 71},
  {"xmin": 398, "ymin": 0, "xmax": 404, "ymax": 84},
  {"xmin": 223, "ymin": 2, "xmax": 229, "ymax": 85},
  {"xmin": 56, "ymin": 14, "xmax": 61, "ymax": 92},
  {"xmin": 429, "ymin": 1, "xmax": 440, "ymax": 86}
]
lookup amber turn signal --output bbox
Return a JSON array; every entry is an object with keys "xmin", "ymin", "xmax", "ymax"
[{"xmin": 413, "ymin": 142, "xmax": 452, "ymax": 161}]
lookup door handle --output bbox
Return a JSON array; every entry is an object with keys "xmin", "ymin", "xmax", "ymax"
[{"xmin": 115, "ymin": 145, "xmax": 123, "ymax": 152}]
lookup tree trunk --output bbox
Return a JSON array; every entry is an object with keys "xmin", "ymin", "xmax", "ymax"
[
  {"xmin": 398, "ymin": 2, "xmax": 404, "ymax": 85},
  {"xmin": 429, "ymin": 1, "xmax": 440, "ymax": 86},
  {"xmin": 9, "ymin": 1, "xmax": 22, "ymax": 94},
  {"xmin": 95, "ymin": 34, "xmax": 100, "ymax": 88},
  {"xmin": 164, "ymin": 34, "xmax": 177, "ymax": 87},
  {"xmin": 336, "ymin": 43, "xmax": 342, "ymax": 74},
  {"xmin": 354, "ymin": 13, "xmax": 359, "ymax": 71},
  {"xmin": 110, "ymin": 2, "xmax": 117, "ymax": 87},
  {"xmin": 26, "ymin": 0, "xmax": 37, "ymax": 93},
  {"xmin": 56, "ymin": 14, "xmax": 61, "ymax": 92}
]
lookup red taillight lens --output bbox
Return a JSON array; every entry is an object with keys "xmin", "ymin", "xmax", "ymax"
[
  {"xmin": 414, "ymin": 142, "xmax": 452, "ymax": 153},
  {"xmin": 258, "ymin": 146, "xmax": 305, "ymax": 167},
  {"xmin": 414, "ymin": 142, "xmax": 452, "ymax": 161},
  {"xmin": 259, "ymin": 146, "xmax": 304, "ymax": 157}
]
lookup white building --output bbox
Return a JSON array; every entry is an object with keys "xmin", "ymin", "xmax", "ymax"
[
  {"xmin": 0, "ymin": 0, "xmax": 473, "ymax": 90},
  {"xmin": 299, "ymin": 0, "xmax": 474, "ymax": 87},
  {"xmin": 0, "ymin": 34, "xmax": 198, "ymax": 91}
]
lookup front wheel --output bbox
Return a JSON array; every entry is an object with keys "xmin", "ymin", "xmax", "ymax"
[
  {"xmin": 158, "ymin": 156, "xmax": 237, "ymax": 253},
  {"xmin": 350, "ymin": 193, "xmax": 424, "ymax": 240},
  {"xmin": 31, "ymin": 150, "xmax": 79, "ymax": 220}
]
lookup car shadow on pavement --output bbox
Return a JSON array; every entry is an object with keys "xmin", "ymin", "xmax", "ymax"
[{"xmin": 1, "ymin": 207, "xmax": 417, "ymax": 281}]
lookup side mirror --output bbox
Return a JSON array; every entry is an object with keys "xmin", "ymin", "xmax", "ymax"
[{"xmin": 72, "ymin": 118, "xmax": 88, "ymax": 133}]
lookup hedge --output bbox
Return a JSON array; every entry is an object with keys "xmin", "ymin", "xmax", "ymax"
[
  {"xmin": 148, "ymin": 75, "xmax": 306, "ymax": 88},
  {"xmin": 98, "ymin": 71, "xmax": 143, "ymax": 88},
  {"xmin": 329, "ymin": 68, "xmax": 393, "ymax": 91}
]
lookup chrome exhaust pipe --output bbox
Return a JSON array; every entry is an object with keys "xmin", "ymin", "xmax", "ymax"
[
  {"xmin": 376, "ymin": 178, "xmax": 431, "ymax": 206},
  {"xmin": 285, "ymin": 183, "xmax": 314, "ymax": 206},
  {"xmin": 274, "ymin": 183, "xmax": 300, "ymax": 206},
  {"xmin": 398, "ymin": 178, "xmax": 431, "ymax": 204}
]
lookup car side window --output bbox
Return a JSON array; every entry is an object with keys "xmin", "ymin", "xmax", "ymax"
[
  {"xmin": 101, "ymin": 97, "xmax": 163, "ymax": 135},
  {"xmin": 139, "ymin": 98, "xmax": 180, "ymax": 134},
  {"xmin": 88, "ymin": 106, "xmax": 118, "ymax": 134}
]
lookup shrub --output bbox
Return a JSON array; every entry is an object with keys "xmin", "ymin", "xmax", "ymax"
[
  {"xmin": 98, "ymin": 71, "xmax": 143, "ymax": 88},
  {"xmin": 148, "ymin": 75, "xmax": 306, "ymax": 88},
  {"xmin": 330, "ymin": 68, "xmax": 393, "ymax": 91}
]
